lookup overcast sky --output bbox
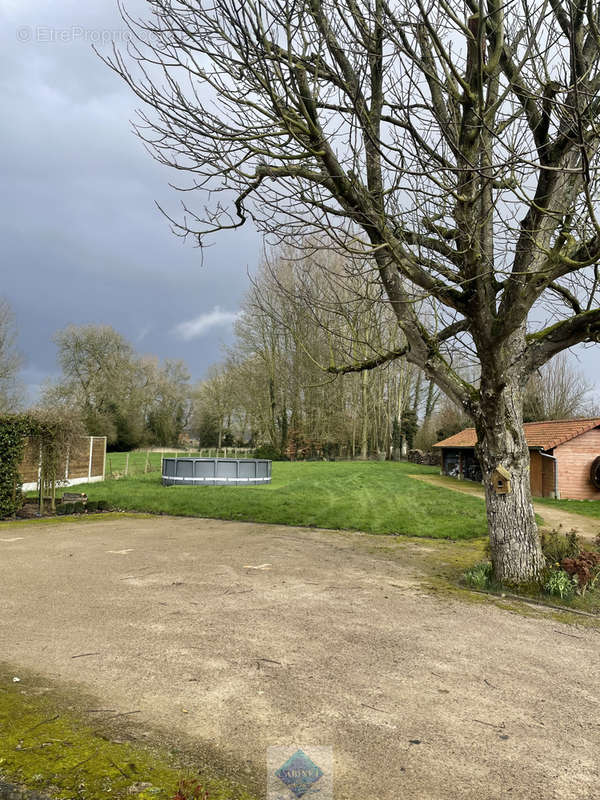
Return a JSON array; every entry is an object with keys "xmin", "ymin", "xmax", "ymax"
[
  {"xmin": 2, "ymin": 0, "xmax": 259, "ymax": 402},
  {"xmin": 2, "ymin": 0, "xmax": 598, "ymax": 404}
]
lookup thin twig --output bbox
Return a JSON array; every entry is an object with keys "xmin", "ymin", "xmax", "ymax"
[
  {"xmin": 21, "ymin": 715, "xmax": 60, "ymax": 735},
  {"xmin": 108, "ymin": 757, "xmax": 130, "ymax": 778},
  {"xmin": 85, "ymin": 708, "xmax": 117, "ymax": 713},
  {"xmin": 68, "ymin": 752, "xmax": 98, "ymax": 772},
  {"xmin": 361, "ymin": 703, "xmax": 390, "ymax": 713},
  {"xmin": 553, "ymin": 629, "xmax": 584, "ymax": 639},
  {"xmin": 473, "ymin": 719, "xmax": 505, "ymax": 730},
  {"xmin": 99, "ymin": 710, "xmax": 141, "ymax": 722}
]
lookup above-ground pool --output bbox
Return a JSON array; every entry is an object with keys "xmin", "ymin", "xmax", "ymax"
[{"xmin": 162, "ymin": 457, "xmax": 272, "ymax": 487}]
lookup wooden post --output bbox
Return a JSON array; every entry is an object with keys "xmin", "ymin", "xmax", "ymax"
[
  {"xmin": 125, "ymin": 452, "xmax": 129, "ymax": 476},
  {"xmin": 144, "ymin": 450, "xmax": 150, "ymax": 474},
  {"xmin": 37, "ymin": 442, "xmax": 44, "ymax": 515},
  {"xmin": 88, "ymin": 437, "xmax": 93, "ymax": 481},
  {"xmin": 39, "ymin": 464, "xmax": 44, "ymax": 516}
]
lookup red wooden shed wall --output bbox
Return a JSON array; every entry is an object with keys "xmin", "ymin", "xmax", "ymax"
[{"xmin": 554, "ymin": 427, "xmax": 600, "ymax": 500}]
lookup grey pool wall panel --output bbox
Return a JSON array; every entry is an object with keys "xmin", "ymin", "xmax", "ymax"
[{"xmin": 162, "ymin": 457, "xmax": 272, "ymax": 487}]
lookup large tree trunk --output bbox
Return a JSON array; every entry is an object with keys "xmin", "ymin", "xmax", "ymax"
[{"xmin": 474, "ymin": 369, "xmax": 545, "ymax": 583}]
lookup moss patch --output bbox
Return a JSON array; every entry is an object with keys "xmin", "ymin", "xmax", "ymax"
[
  {"xmin": 0, "ymin": 666, "xmax": 258, "ymax": 800},
  {"xmin": 0, "ymin": 513, "xmax": 154, "ymax": 530}
]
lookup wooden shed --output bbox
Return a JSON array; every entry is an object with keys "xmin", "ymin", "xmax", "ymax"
[{"xmin": 433, "ymin": 419, "xmax": 600, "ymax": 500}]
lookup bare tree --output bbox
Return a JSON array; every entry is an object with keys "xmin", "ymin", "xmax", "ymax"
[
  {"xmin": 0, "ymin": 299, "xmax": 22, "ymax": 412},
  {"xmin": 105, "ymin": 0, "xmax": 600, "ymax": 581},
  {"xmin": 191, "ymin": 365, "xmax": 236, "ymax": 448},
  {"xmin": 523, "ymin": 353, "xmax": 594, "ymax": 421},
  {"xmin": 230, "ymin": 249, "xmax": 424, "ymax": 456}
]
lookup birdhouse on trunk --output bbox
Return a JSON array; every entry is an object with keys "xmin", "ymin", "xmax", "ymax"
[{"xmin": 492, "ymin": 465, "xmax": 512, "ymax": 495}]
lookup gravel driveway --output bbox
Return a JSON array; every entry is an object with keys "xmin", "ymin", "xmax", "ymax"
[{"xmin": 1, "ymin": 516, "xmax": 599, "ymax": 799}]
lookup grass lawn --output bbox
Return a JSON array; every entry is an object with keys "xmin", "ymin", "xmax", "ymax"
[{"xmin": 70, "ymin": 460, "xmax": 488, "ymax": 540}]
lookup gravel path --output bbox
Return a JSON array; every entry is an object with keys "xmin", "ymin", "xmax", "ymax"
[{"xmin": 1, "ymin": 516, "xmax": 599, "ymax": 799}]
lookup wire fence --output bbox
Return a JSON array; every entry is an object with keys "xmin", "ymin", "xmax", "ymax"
[{"xmin": 105, "ymin": 448, "xmax": 255, "ymax": 478}]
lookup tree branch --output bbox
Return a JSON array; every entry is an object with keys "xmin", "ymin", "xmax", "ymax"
[
  {"xmin": 326, "ymin": 344, "xmax": 410, "ymax": 374},
  {"xmin": 525, "ymin": 308, "xmax": 600, "ymax": 372}
]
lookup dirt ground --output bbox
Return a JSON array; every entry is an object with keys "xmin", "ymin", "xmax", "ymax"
[
  {"xmin": 410, "ymin": 473, "xmax": 600, "ymax": 539},
  {"xmin": 1, "ymin": 516, "xmax": 599, "ymax": 800}
]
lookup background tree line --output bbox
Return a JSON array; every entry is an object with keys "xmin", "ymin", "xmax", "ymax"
[
  {"xmin": 40, "ymin": 324, "xmax": 191, "ymax": 451},
  {"xmin": 192, "ymin": 250, "xmax": 435, "ymax": 458},
  {"xmin": 191, "ymin": 251, "xmax": 598, "ymax": 458},
  {"xmin": 0, "ymin": 291, "xmax": 595, "ymax": 456}
]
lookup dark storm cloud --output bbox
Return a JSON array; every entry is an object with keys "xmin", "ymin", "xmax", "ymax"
[
  {"xmin": 1, "ymin": 0, "xmax": 258, "ymax": 402},
  {"xmin": 1, "ymin": 1, "xmax": 598, "ymax": 404}
]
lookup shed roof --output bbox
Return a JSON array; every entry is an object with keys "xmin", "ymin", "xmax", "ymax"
[{"xmin": 434, "ymin": 418, "xmax": 600, "ymax": 451}]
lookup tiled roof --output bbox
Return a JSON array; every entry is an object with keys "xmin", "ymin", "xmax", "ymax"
[{"xmin": 433, "ymin": 418, "xmax": 600, "ymax": 451}]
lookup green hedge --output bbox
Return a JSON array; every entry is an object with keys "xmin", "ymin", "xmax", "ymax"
[
  {"xmin": 0, "ymin": 416, "xmax": 36, "ymax": 519},
  {"xmin": 0, "ymin": 413, "xmax": 81, "ymax": 519}
]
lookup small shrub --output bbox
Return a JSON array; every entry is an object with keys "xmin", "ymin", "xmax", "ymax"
[
  {"xmin": 463, "ymin": 561, "xmax": 493, "ymax": 589},
  {"xmin": 544, "ymin": 569, "xmax": 576, "ymax": 599},
  {"xmin": 96, "ymin": 500, "xmax": 111, "ymax": 511},
  {"xmin": 86, "ymin": 500, "xmax": 98, "ymax": 512},
  {"xmin": 561, "ymin": 550, "xmax": 600, "ymax": 595},
  {"xmin": 72, "ymin": 501, "xmax": 85, "ymax": 514},
  {"xmin": 61, "ymin": 502, "xmax": 75, "ymax": 515},
  {"xmin": 540, "ymin": 528, "xmax": 581, "ymax": 565},
  {"xmin": 253, "ymin": 444, "xmax": 288, "ymax": 461},
  {"xmin": 56, "ymin": 504, "xmax": 67, "ymax": 516}
]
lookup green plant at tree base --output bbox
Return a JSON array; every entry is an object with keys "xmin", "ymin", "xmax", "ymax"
[
  {"xmin": 544, "ymin": 569, "xmax": 576, "ymax": 599},
  {"xmin": 540, "ymin": 528, "xmax": 581, "ymax": 565},
  {"xmin": 462, "ymin": 561, "xmax": 493, "ymax": 589}
]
